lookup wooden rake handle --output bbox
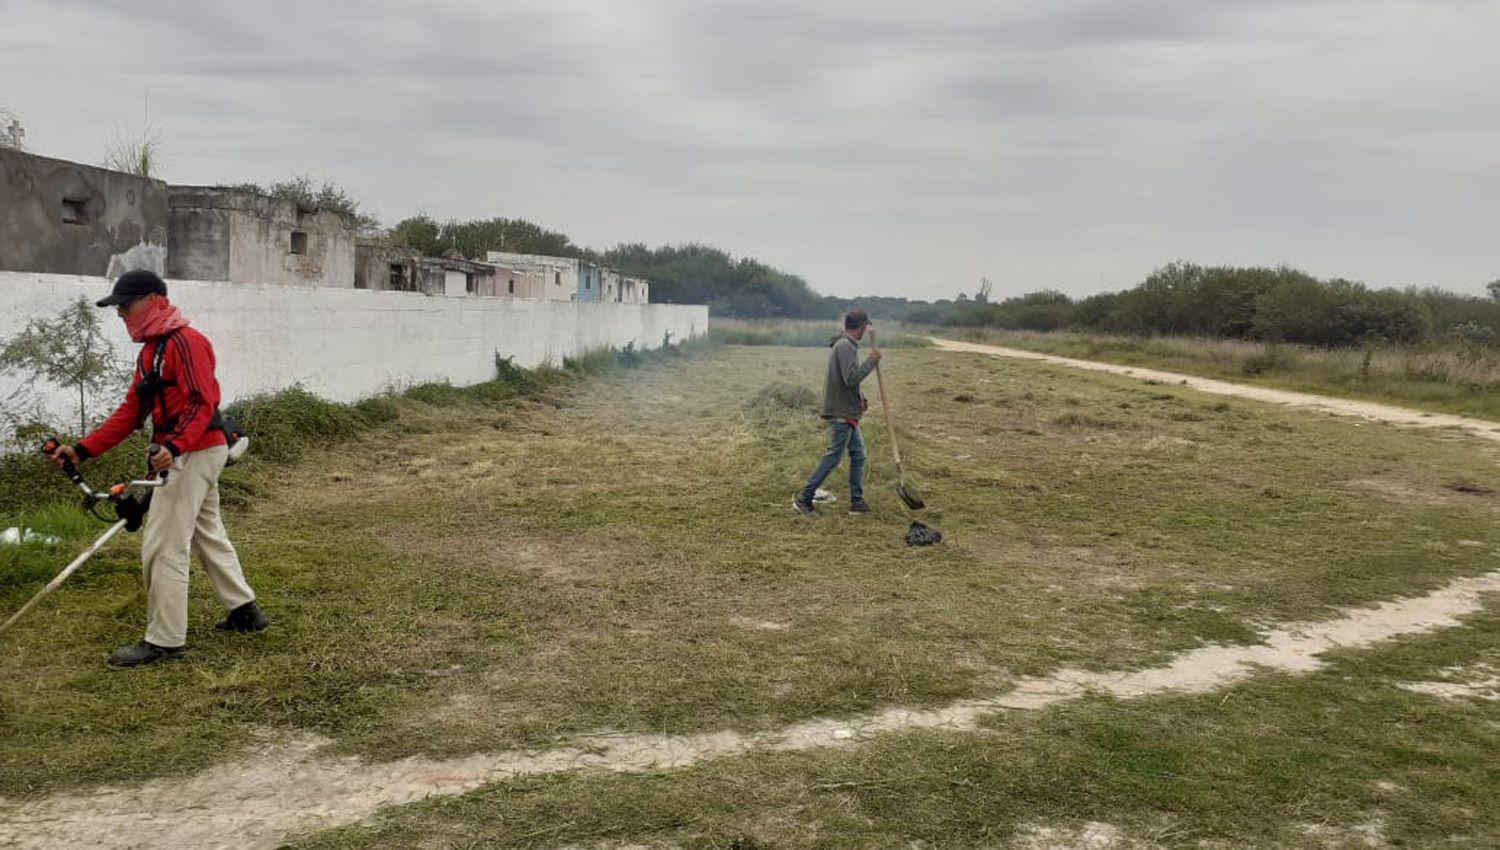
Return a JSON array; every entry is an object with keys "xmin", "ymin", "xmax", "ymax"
[{"xmin": 870, "ymin": 331, "xmax": 904, "ymax": 470}]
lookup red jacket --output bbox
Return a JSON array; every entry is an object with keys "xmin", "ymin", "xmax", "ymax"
[{"xmin": 76, "ymin": 327, "xmax": 226, "ymax": 460}]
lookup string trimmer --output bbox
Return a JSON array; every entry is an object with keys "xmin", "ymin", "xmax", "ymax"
[{"xmin": 0, "ymin": 440, "xmax": 167, "ymax": 637}]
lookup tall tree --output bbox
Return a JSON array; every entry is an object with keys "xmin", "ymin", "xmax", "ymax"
[{"xmin": 390, "ymin": 215, "xmax": 581, "ymax": 259}]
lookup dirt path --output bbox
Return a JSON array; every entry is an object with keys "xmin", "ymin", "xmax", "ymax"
[
  {"xmin": 3, "ymin": 570, "xmax": 1495, "ymax": 850},
  {"xmin": 931, "ymin": 338, "xmax": 1500, "ymax": 444}
]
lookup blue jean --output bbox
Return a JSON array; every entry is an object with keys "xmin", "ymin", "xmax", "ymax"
[{"xmin": 800, "ymin": 419, "xmax": 865, "ymax": 504}]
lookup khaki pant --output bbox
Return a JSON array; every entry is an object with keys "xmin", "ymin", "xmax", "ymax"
[{"xmin": 140, "ymin": 444, "xmax": 256, "ymax": 648}]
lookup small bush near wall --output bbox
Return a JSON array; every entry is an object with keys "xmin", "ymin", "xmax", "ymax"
[{"xmin": 223, "ymin": 386, "xmax": 369, "ymax": 465}]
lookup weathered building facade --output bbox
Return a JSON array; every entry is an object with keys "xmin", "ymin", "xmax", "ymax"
[
  {"xmin": 354, "ymin": 238, "xmax": 422, "ymax": 292},
  {"xmin": 2, "ymin": 149, "xmax": 654, "ymax": 305},
  {"xmin": 167, "ymin": 186, "xmax": 357, "ymax": 288},
  {"xmin": 485, "ymin": 251, "xmax": 577, "ymax": 301},
  {"xmin": 485, "ymin": 257, "xmax": 547, "ymax": 299},
  {"xmin": 602, "ymin": 268, "xmax": 623, "ymax": 303},
  {"xmin": 0, "ymin": 148, "xmax": 168, "ymax": 276},
  {"xmin": 421, "ymin": 256, "xmax": 496, "ymax": 298},
  {"xmin": 576, "ymin": 260, "xmax": 603, "ymax": 302},
  {"xmin": 620, "ymin": 276, "xmax": 649, "ymax": 304}
]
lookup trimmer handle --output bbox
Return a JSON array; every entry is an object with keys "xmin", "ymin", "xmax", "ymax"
[
  {"xmin": 147, "ymin": 444, "xmax": 169, "ymax": 483},
  {"xmin": 40, "ymin": 438, "xmax": 85, "ymax": 485}
]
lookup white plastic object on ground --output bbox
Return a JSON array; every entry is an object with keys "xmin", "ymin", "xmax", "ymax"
[{"xmin": 0, "ymin": 526, "xmax": 61, "ymax": 545}]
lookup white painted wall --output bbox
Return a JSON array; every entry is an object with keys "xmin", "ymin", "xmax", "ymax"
[
  {"xmin": 443, "ymin": 269, "xmax": 467, "ymax": 298},
  {"xmin": 0, "ymin": 272, "xmax": 708, "ymax": 426}
]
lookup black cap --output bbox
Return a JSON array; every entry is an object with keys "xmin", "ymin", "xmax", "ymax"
[
  {"xmin": 96, "ymin": 270, "xmax": 167, "ymax": 307},
  {"xmin": 844, "ymin": 309, "xmax": 871, "ymax": 330}
]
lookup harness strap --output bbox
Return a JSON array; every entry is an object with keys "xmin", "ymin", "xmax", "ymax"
[{"xmin": 136, "ymin": 331, "xmax": 181, "ymax": 432}]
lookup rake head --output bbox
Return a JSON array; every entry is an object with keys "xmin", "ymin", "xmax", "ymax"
[{"xmin": 896, "ymin": 480, "xmax": 926, "ymax": 511}]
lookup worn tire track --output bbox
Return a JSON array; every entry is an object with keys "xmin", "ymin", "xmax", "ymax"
[{"xmin": 930, "ymin": 338, "xmax": 1500, "ymax": 444}]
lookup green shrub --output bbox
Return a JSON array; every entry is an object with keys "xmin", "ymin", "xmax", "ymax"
[
  {"xmin": 563, "ymin": 349, "xmax": 617, "ymax": 375},
  {"xmin": 494, "ymin": 354, "xmax": 537, "ymax": 390},
  {"xmin": 353, "ymin": 397, "xmax": 400, "ymax": 425},
  {"xmin": 1242, "ymin": 349, "xmax": 1284, "ymax": 376},
  {"xmin": 223, "ymin": 385, "xmax": 366, "ymax": 464},
  {"xmin": 404, "ymin": 382, "xmax": 467, "ymax": 407},
  {"xmin": 0, "ymin": 431, "xmax": 151, "ymax": 516}
]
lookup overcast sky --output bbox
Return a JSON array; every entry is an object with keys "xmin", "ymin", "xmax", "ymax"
[{"xmin": 2, "ymin": 0, "xmax": 1495, "ymax": 300}]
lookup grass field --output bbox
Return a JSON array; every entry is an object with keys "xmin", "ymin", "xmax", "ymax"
[
  {"xmin": 708, "ymin": 318, "xmax": 932, "ymax": 348},
  {"xmin": 2, "ymin": 341, "xmax": 1497, "ymax": 847},
  {"xmin": 940, "ymin": 326, "xmax": 1500, "ymax": 422}
]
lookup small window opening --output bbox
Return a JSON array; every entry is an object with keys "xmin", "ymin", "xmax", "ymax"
[
  {"xmin": 290, "ymin": 231, "xmax": 308, "ymax": 254},
  {"xmin": 554, "ymin": 271, "xmax": 561, "ymax": 285},
  {"xmin": 61, "ymin": 197, "xmax": 90, "ymax": 225}
]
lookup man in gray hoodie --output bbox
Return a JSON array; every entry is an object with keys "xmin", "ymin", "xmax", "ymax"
[{"xmin": 794, "ymin": 310, "xmax": 882, "ymax": 515}]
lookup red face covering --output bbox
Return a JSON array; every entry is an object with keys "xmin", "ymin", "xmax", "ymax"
[{"xmin": 124, "ymin": 295, "xmax": 191, "ymax": 342}]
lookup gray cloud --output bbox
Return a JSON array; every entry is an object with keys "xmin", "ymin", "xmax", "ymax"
[{"xmin": 2, "ymin": 0, "xmax": 1495, "ymax": 298}]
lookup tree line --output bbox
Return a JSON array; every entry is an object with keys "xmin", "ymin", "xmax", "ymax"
[
  {"xmin": 385, "ymin": 216, "xmax": 828, "ymax": 319},
  {"xmin": 902, "ymin": 263, "xmax": 1500, "ymax": 348}
]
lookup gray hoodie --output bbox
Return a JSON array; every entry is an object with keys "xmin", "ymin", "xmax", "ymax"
[{"xmin": 822, "ymin": 333, "xmax": 877, "ymax": 421}]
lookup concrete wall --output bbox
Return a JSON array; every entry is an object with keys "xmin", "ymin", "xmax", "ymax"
[
  {"xmin": 168, "ymin": 187, "xmax": 357, "ymax": 288},
  {"xmin": 0, "ymin": 148, "xmax": 168, "ymax": 276},
  {"xmin": 0, "ymin": 272, "xmax": 708, "ymax": 422}
]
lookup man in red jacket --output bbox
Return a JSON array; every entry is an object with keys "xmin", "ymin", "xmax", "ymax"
[{"xmin": 49, "ymin": 271, "xmax": 267, "ymax": 667}]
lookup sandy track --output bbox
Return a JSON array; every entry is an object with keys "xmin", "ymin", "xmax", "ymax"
[
  {"xmin": 930, "ymin": 338, "xmax": 1500, "ymax": 444},
  {"xmin": 3, "ymin": 570, "xmax": 1496, "ymax": 850}
]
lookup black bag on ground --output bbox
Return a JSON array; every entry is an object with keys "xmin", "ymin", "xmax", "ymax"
[{"xmin": 905, "ymin": 521, "xmax": 943, "ymax": 546}]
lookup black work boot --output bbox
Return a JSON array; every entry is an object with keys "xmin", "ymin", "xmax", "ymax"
[
  {"xmin": 792, "ymin": 495, "xmax": 818, "ymax": 516},
  {"xmin": 848, "ymin": 500, "xmax": 871, "ymax": 514},
  {"xmin": 108, "ymin": 641, "xmax": 184, "ymax": 667},
  {"xmin": 215, "ymin": 600, "xmax": 269, "ymax": 633}
]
